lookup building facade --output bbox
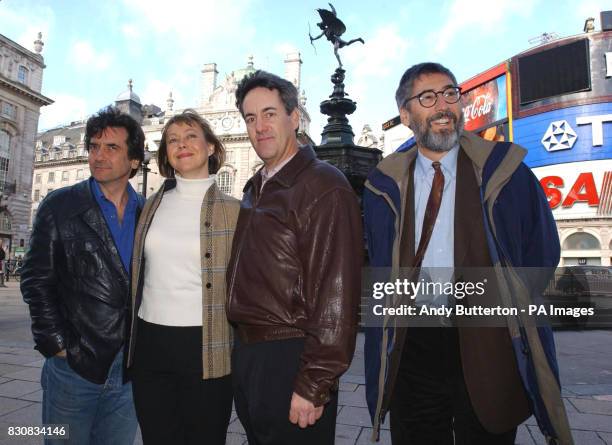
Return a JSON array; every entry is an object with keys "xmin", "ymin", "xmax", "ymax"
[
  {"xmin": 31, "ymin": 55, "xmax": 311, "ymax": 239},
  {"xmin": 1, "ymin": 32, "xmax": 52, "ymax": 258}
]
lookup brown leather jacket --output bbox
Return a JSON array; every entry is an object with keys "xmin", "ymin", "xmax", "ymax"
[{"xmin": 227, "ymin": 145, "xmax": 362, "ymax": 406}]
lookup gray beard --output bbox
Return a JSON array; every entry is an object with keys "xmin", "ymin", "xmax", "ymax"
[{"xmin": 413, "ymin": 112, "xmax": 464, "ymax": 153}]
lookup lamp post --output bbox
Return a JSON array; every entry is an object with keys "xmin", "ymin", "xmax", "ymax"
[{"xmin": 142, "ymin": 146, "xmax": 152, "ymax": 198}]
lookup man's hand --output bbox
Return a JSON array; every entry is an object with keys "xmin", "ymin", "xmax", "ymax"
[
  {"xmin": 288, "ymin": 392, "xmax": 323, "ymax": 428},
  {"xmin": 55, "ymin": 350, "xmax": 66, "ymax": 358}
]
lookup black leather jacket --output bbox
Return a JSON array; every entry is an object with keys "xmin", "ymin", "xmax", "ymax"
[{"xmin": 20, "ymin": 180, "xmax": 143, "ymax": 384}]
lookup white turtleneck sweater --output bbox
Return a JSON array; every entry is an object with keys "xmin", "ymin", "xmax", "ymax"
[{"xmin": 138, "ymin": 174, "xmax": 216, "ymax": 326}]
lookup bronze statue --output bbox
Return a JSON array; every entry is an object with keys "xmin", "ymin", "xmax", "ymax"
[{"xmin": 309, "ymin": 3, "xmax": 364, "ymax": 68}]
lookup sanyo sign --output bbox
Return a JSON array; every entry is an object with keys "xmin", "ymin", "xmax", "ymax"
[
  {"xmin": 515, "ymin": 103, "xmax": 612, "ymax": 169},
  {"xmin": 533, "ymin": 160, "xmax": 612, "ymax": 219}
]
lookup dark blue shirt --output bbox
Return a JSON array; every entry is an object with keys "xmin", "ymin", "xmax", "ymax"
[{"xmin": 90, "ymin": 178, "xmax": 139, "ymax": 276}]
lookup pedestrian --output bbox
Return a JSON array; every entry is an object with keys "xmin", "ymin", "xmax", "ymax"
[
  {"xmin": 126, "ymin": 109, "xmax": 238, "ymax": 445},
  {"xmin": 363, "ymin": 62, "xmax": 573, "ymax": 445},
  {"xmin": 21, "ymin": 106, "xmax": 145, "ymax": 445},
  {"xmin": 227, "ymin": 70, "xmax": 363, "ymax": 445}
]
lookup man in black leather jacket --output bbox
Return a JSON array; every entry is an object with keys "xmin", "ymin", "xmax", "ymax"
[{"xmin": 21, "ymin": 106, "xmax": 145, "ymax": 445}]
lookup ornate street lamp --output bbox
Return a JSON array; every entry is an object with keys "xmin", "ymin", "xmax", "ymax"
[{"xmin": 142, "ymin": 145, "xmax": 152, "ymax": 198}]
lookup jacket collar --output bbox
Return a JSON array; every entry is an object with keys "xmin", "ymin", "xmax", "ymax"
[
  {"xmin": 373, "ymin": 132, "xmax": 493, "ymax": 185},
  {"xmin": 368, "ymin": 131, "xmax": 526, "ymax": 200},
  {"xmin": 64, "ymin": 178, "xmax": 145, "ymax": 217},
  {"xmin": 243, "ymin": 144, "xmax": 317, "ymax": 193}
]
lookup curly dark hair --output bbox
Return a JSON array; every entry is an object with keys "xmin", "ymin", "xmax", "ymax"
[
  {"xmin": 235, "ymin": 70, "xmax": 298, "ymax": 116},
  {"xmin": 157, "ymin": 109, "xmax": 226, "ymax": 178},
  {"xmin": 85, "ymin": 106, "xmax": 145, "ymax": 178}
]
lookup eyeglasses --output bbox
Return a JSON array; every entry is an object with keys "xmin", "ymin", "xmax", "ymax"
[{"xmin": 404, "ymin": 86, "xmax": 462, "ymax": 108}]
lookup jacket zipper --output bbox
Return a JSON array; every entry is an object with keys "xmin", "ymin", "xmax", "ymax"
[{"xmin": 227, "ymin": 182, "xmax": 265, "ymax": 309}]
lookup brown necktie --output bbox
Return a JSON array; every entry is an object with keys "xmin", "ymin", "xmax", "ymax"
[{"xmin": 413, "ymin": 161, "xmax": 445, "ymax": 268}]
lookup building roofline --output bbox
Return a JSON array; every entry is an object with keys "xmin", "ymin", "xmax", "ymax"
[
  {"xmin": 0, "ymin": 74, "xmax": 53, "ymax": 106},
  {"xmin": 0, "ymin": 33, "xmax": 45, "ymax": 68}
]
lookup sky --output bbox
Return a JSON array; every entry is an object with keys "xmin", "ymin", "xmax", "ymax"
[{"xmin": 1, "ymin": 0, "xmax": 609, "ymax": 142}]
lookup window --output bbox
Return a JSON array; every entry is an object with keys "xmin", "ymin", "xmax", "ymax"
[
  {"xmin": 33, "ymin": 189, "xmax": 40, "ymax": 201},
  {"xmin": 53, "ymin": 135, "xmax": 65, "ymax": 146},
  {"xmin": 1, "ymin": 102, "xmax": 17, "ymax": 119},
  {"xmin": 76, "ymin": 169, "xmax": 84, "ymax": 179},
  {"xmin": 563, "ymin": 233, "xmax": 600, "ymax": 250},
  {"xmin": 0, "ymin": 212, "xmax": 11, "ymax": 232},
  {"xmin": 17, "ymin": 66, "xmax": 28, "ymax": 84},
  {"xmin": 217, "ymin": 171, "xmax": 234, "ymax": 195},
  {"xmin": 35, "ymin": 173, "xmax": 41, "ymax": 183},
  {"xmin": 48, "ymin": 172, "xmax": 55, "ymax": 183},
  {"xmin": 62, "ymin": 171, "xmax": 69, "ymax": 181},
  {"xmin": 0, "ymin": 131, "xmax": 10, "ymax": 192}
]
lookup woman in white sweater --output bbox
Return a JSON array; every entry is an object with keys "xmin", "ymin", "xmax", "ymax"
[{"xmin": 126, "ymin": 109, "xmax": 240, "ymax": 445}]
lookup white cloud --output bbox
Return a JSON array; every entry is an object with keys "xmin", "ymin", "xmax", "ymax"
[
  {"xmin": 140, "ymin": 79, "xmax": 183, "ymax": 110},
  {"xmin": 121, "ymin": 0, "xmax": 252, "ymax": 41},
  {"xmin": 432, "ymin": 0, "xmax": 537, "ymax": 53},
  {"xmin": 275, "ymin": 42, "xmax": 299, "ymax": 57},
  {"xmin": 38, "ymin": 94, "xmax": 88, "ymax": 131},
  {"xmin": 121, "ymin": 23, "xmax": 143, "ymax": 40},
  {"xmin": 573, "ymin": 0, "xmax": 610, "ymax": 28},
  {"xmin": 344, "ymin": 25, "xmax": 411, "ymax": 79},
  {"xmin": 0, "ymin": 4, "xmax": 54, "ymax": 52},
  {"xmin": 339, "ymin": 24, "xmax": 411, "ymax": 109},
  {"xmin": 69, "ymin": 40, "xmax": 113, "ymax": 71}
]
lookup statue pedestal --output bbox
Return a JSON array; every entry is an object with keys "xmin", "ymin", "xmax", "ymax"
[{"xmin": 315, "ymin": 68, "xmax": 382, "ymax": 197}]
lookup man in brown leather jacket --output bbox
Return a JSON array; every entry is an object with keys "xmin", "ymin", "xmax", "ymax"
[{"xmin": 227, "ymin": 70, "xmax": 362, "ymax": 445}]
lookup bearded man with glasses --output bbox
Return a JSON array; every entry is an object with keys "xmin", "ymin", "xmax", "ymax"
[{"xmin": 363, "ymin": 63, "xmax": 572, "ymax": 444}]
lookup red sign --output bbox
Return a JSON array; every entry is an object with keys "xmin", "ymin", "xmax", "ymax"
[
  {"xmin": 540, "ymin": 172, "xmax": 601, "ymax": 209},
  {"xmin": 461, "ymin": 75, "xmax": 507, "ymax": 131}
]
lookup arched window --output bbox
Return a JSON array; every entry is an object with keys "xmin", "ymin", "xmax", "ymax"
[
  {"xmin": 18, "ymin": 66, "xmax": 28, "ymax": 84},
  {"xmin": 563, "ymin": 233, "xmax": 600, "ymax": 250},
  {"xmin": 217, "ymin": 171, "xmax": 234, "ymax": 195},
  {"xmin": 0, "ymin": 130, "xmax": 10, "ymax": 192}
]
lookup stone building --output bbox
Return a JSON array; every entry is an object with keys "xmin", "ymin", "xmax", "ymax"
[
  {"xmin": 31, "ymin": 54, "xmax": 311, "ymax": 232},
  {"xmin": 0, "ymin": 32, "xmax": 52, "ymax": 257}
]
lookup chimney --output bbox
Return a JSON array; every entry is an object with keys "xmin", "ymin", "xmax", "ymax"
[
  {"xmin": 200, "ymin": 63, "xmax": 218, "ymax": 106},
  {"xmin": 284, "ymin": 52, "xmax": 302, "ymax": 89}
]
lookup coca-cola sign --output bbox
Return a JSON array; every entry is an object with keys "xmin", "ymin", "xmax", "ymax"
[{"xmin": 462, "ymin": 75, "xmax": 507, "ymax": 131}]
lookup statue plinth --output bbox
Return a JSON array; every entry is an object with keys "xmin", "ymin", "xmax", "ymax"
[
  {"xmin": 319, "ymin": 68, "xmax": 356, "ymax": 146},
  {"xmin": 315, "ymin": 68, "xmax": 381, "ymax": 197}
]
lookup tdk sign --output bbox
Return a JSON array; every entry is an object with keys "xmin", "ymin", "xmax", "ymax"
[
  {"xmin": 541, "ymin": 120, "xmax": 577, "ymax": 151},
  {"xmin": 515, "ymin": 103, "xmax": 612, "ymax": 169}
]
